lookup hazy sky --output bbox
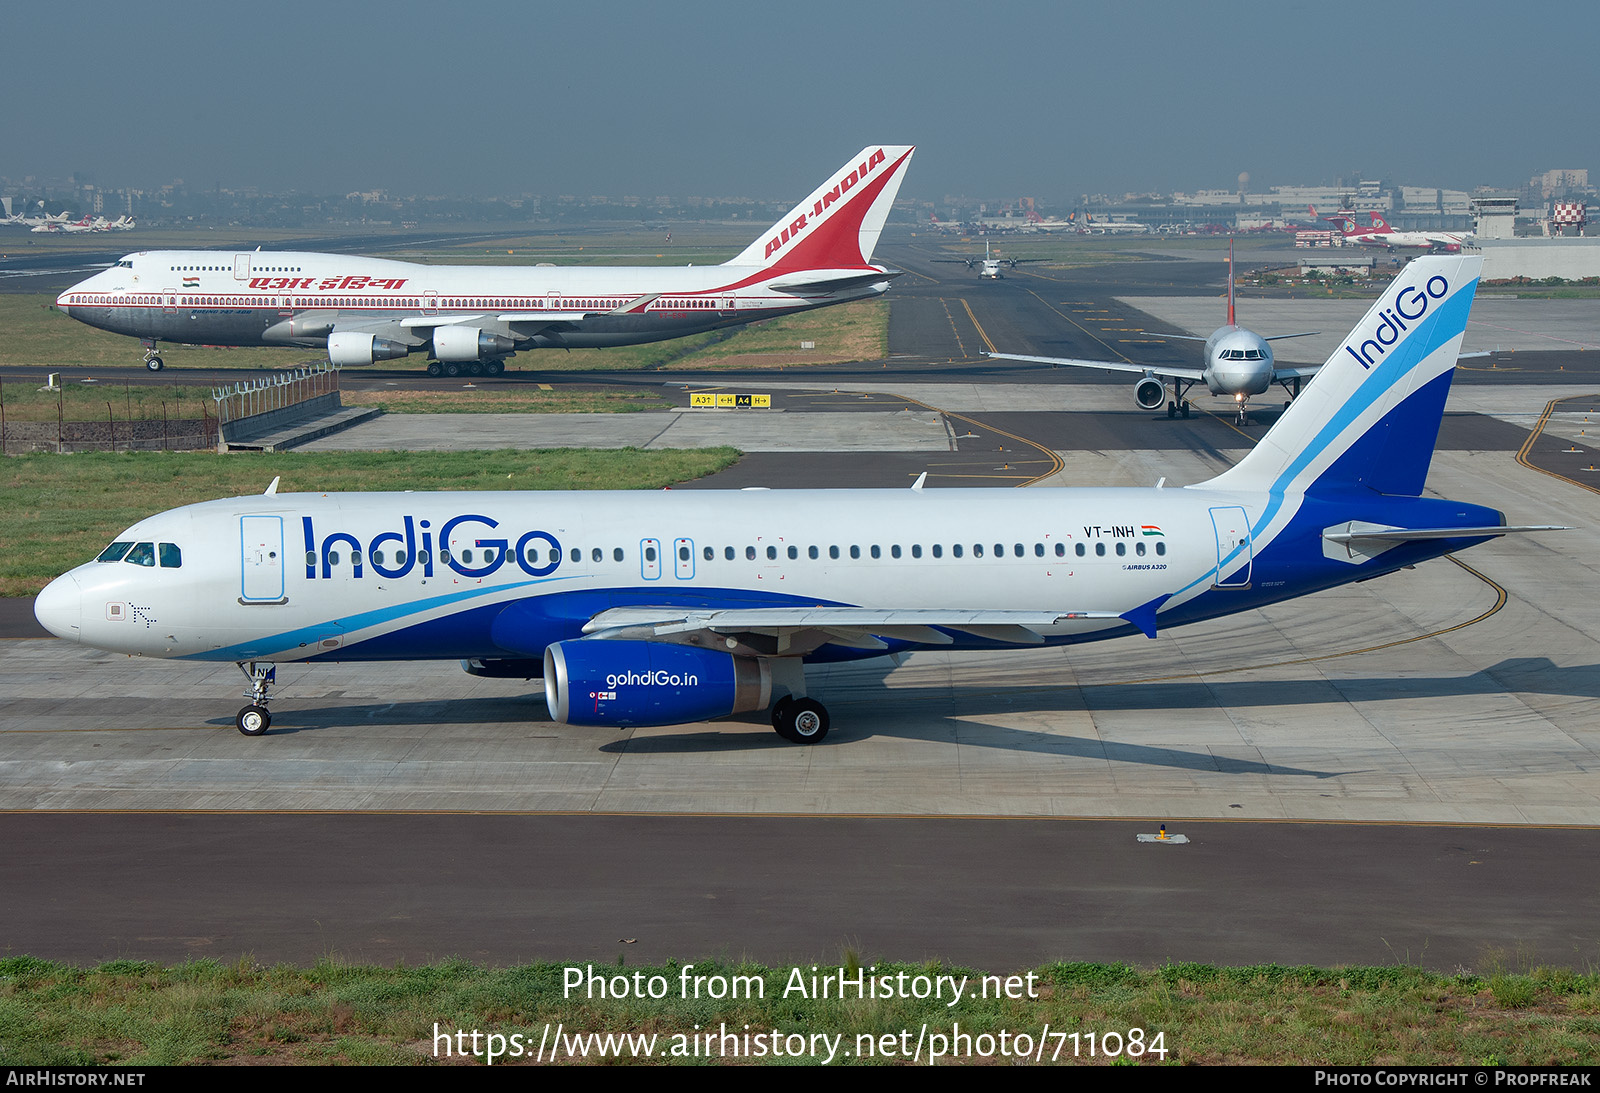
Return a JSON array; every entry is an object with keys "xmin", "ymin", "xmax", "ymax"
[{"xmin": 3, "ymin": 0, "xmax": 1590, "ymax": 203}]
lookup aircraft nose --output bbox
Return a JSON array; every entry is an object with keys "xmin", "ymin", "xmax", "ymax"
[{"xmin": 34, "ymin": 572, "xmax": 82, "ymax": 642}]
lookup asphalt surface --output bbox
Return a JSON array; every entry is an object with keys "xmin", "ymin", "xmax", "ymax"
[
  {"xmin": 6, "ymin": 231, "xmax": 1600, "ymax": 973},
  {"xmin": 3, "ymin": 814, "xmax": 1591, "ymax": 970}
]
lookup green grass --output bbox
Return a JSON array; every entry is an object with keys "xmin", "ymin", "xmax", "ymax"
[
  {"xmin": 0, "ymin": 379, "xmax": 219, "ymax": 423},
  {"xmin": 0, "ymin": 448, "xmax": 738, "ymax": 596},
  {"xmin": 1, "ymin": 957, "xmax": 1596, "ymax": 1066},
  {"xmin": 341, "ymin": 387, "xmax": 671, "ymax": 414}
]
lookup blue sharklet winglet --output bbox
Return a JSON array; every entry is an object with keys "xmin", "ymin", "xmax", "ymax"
[{"xmin": 1120, "ymin": 594, "xmax": 1172, "ymax": 639}]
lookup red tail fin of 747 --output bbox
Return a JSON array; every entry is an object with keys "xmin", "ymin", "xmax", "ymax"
[{"xmin": 726, "ymin": 146, "xmax": 916, "ymax": 271}]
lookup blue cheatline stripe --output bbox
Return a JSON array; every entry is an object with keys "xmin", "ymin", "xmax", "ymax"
[
  {"xmin": 1264, "ymin": 279, "xmax": 1475, "ymax": 502},
  {"xmin": 1171, "ymin": 278, "xmax": 1477, "ymax": 603},
  {"xmin": 185, "ymin": 575, "xmax": 584, "ymax": 661}
]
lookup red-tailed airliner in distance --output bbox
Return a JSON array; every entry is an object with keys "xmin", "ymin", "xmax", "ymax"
[
  {"xmin": 57, "ymin": 146, "xmax": 915, "ymax": 374},
  {"xmin": 1311, "ymin": 206, "xmax": 1475, "ymax": 253}
]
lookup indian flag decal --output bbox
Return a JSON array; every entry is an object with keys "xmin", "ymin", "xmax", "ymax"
[
  {"xmin": 182, "ymin": 277, "xmax": 199, "ymax": 288},
  {"xmin": 1141, "ymin": 525, "xmax": 1164, "ymax": 536}
]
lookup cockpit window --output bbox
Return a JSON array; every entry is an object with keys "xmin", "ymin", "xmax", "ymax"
[
  {"xmin": 97, "ymin": 541, "xmax": 133, "ymax": 562},
  {"xmin": 124, "ymin": 542, "xmax": 155, "ymax": 567},
  {"xmin": 116, "ymin": 260, "xmax": 134, "ymax": 269},
  {"xmin": 159, "ymin": 543, "xmax": 182, "ymax": 569}
]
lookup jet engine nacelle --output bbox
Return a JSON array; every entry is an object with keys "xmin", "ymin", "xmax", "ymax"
[
  {"xmin": 432, "ymin": 325, "xmax": 516, "ymax": 362},
  {"xmin": 543, "ymin": 640, "xmax": 771, "ymax": 727},
  {"xmin": 1134, "ymin": 374, "xmax": 1167, "ymax": 410},
  {"xmin": 326, "ymin": 331, "xmax": 409, "ymax": 366}
]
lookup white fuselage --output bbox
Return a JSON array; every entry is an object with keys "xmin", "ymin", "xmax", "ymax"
[
  {"xmin": 37, "ymin": 487, "xmax": 1251, "ymax": 665},
  {"xmin": 1201, "ymin": 325, "xmax": 1276, "ymax": 397},
  {"xmin": 58, "ymin": 249, "xmax": 892, "ymax": 354}
]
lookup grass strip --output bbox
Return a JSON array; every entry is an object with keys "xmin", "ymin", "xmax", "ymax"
[
  {"xmin": 1, "ymin": 957, "xmax": 1596, "ymax": 1066},
  {"xmin": 0, "ymin": 448, "xmax": 738, "ymax": 596}
]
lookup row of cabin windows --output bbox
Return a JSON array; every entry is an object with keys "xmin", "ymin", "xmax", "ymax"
[
  {"xmin": 96, "ymin": 541, "xmax": 182, "ymax": 568},
  {"xmin": 308, "ymin": 539, "xmax": 1167, "ymax": 569},
  {"xmin": 74, "ymin": 294, "xmax": 720, "ymax": 312},
  {"xmin": 165, "ymin": 265, "xmax": 304, "ymax": 273}
]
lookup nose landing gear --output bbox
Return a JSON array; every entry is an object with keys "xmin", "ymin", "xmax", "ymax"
[{"xmin": 236, "ymin": 662, "xmax": 276, "ymax": 736}]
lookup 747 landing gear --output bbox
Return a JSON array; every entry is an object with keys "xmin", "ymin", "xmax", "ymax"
[
  {"xmin": 771, "ymin": 695, "xmax": 831, "ymax": 744},
  {"xmin": 236, "ymin": 662, "xmax": 276, "ymax": 736}
]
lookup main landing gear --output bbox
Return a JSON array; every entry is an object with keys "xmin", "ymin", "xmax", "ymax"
[
  {"xmin": 426, "ymin": 359, "xmax": 506, "ymax": 378},
  {"xmin": 236, "ymin": 662, "xmax": 276, "ymax": 736},
  {"xmin": 771, "ymin": 695, "xmax": 830, "ymax": 744},
  {"xmin": 1166, "ymin": 399, "xmax": 1191, "ymax": 419}
]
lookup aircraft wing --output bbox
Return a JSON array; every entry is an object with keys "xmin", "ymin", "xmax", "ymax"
[
  {"xmin": 1271, "ymin": 365, "xmax": 1323, "ymax": 381},
  {"xmin": 581, "ymin": 605, "xmax": 1134, "ymax": 653},
  {"xmin": 985, "ymin": 351, "xmax": 1205, "ymax": 382},
  {"xmin": 1263, "ymin": 331, "xmax": 1320, "ymax": 342}
]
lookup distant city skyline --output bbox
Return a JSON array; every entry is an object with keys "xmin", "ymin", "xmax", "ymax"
[{"xmin": 4, "ymin": 0, "xmax": 1593, "ymax": 203}]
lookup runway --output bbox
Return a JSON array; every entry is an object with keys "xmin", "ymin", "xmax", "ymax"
[{"xmin": 5, "ymin": 236, "xmax": 1600, "ymax": 971}]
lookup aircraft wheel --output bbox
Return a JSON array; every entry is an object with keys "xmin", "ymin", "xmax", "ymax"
[
  {"xmin": 427, "ymin": 361, "xmax": 443, "ymax": 377},
  {"xmin": 1167, "ymin": 402, "xmax": 1176, "ymax": 419},
  {"xmin": 486, "ymin": 359, "xmax": 505, "ymax": 376},
  {"xmin": 1181, "ymin": 401, "xmax": 1191, "ymax": 419},
  {"xmin": 444, "ymin": 362, "xmax": 462, "ymax": 378},
  {"xmin": 467, "ymin": 361, "xmax": 484, "ymax": 376},
  {"xmin": 145, "ymin": 356, "xmax": 164, "ymax": 372},
  {"xmin": 780, "ymin": 698, "xmax": 830, "ymax": 744},
  {"xmin": 236, "ymin": 705, "xmax": 271, "ymax": 736}
]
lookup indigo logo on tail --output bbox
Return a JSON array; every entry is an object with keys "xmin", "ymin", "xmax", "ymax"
[{"xmin": 1344, "ymin": 275, "xmax": 1449, "ymax": 369}]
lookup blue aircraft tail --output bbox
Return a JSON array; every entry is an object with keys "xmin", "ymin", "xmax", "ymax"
[{"xmin": 1201, "ymin": 255, "xmax": 1482, "ymax": 498}]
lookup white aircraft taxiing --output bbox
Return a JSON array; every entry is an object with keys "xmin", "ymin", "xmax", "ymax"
[
  {"xmin": 933, "ymin": 239, "xmax": 1046, "ymax": 279},
  {"xmin": 56, "ymin": 145, "xmax": 914, "ymax": 373},
  {"xmin": 988, "ymin": 242, "xmax": 1320, "ymax": 424},
  {"xmin": 35, "ymin": 254, "xmax": 1561, "ymax": 743}
]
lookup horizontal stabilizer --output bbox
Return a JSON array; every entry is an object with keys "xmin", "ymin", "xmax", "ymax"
[
  {"xmin": 1324, "ymin": 522, "xmax": 1568, "ymax": 544},
  {"xmin": 764, "ymin": 269, "xmax": 901, "ymax": 294}
]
